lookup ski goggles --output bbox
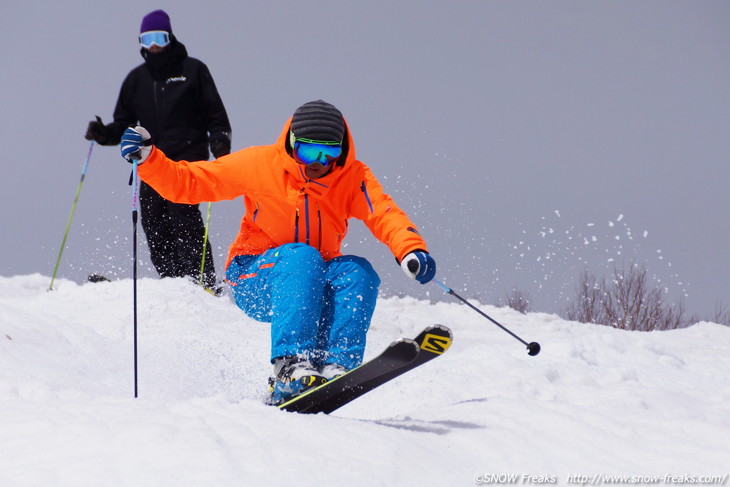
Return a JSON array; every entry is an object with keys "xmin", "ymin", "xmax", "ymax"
[
  {"xmin": 291, "ymin": 136, "xmax": 342, "ymax": 166},
  {"xmin": 139, "ymin": 31, "xmax": 171, "ymax": 49}
]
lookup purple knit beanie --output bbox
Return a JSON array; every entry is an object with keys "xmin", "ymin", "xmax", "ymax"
[{"xmin": 140, "ymin": 10, "xmax": 172, "ymax": 33}]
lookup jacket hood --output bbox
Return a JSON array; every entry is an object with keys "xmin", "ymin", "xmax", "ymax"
[{"xmin": 275, "ymin": 115, "xmax": 357, "ymax": 189}]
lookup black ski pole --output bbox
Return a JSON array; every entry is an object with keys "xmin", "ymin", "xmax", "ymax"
[
  {"xmin": 432, "ymin": 279, "xmax": 541, "ymax": 356},
  {"xmin": 131, "ymin": 160, "xmax": 140, "ymax": 397}
]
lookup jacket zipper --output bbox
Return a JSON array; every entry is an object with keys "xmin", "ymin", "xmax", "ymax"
[
  {"xmin": 317, "ymin": 208, "xmax": 322, "ymax": 250},
  {"xmin": 296, "ymin": 172, "xmax": 329, "ymax": 248},
  {"xmin": 153, "ymin": 80, "xmax": 162, "ymax": 138},
  {"xmin": 361, "ymin": 181, "xmax": 374, "ymax": 213},
  {"xmin": 304, "ymin": 194, "xmax": 311, "ymax": 245},
  {"xmin": 294, "ymin": 208, "xmax": 300, "ymax": 243},
  {"xmin": 294, "ymin": 196, "xmax": 322, "ymax": 249}
]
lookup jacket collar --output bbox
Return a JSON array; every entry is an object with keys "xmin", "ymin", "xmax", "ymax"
[
  {"xmin": 140, "ymin": 38, "xmax": 188, "ymax": 79},
  {"xmin": 275, "ymin": 116, "xmax": 357, "ymax": 195}
]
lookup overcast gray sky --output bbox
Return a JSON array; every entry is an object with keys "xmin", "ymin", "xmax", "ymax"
[{"xmin": 2, "ymin": 1, "xmax": 727, "ymax": 317}]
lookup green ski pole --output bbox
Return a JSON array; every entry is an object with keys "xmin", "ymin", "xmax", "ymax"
[
  {"xmin": 199, "ymin": 202, "xmax": 213, "ymax": 288},
  {"xmin": 49, "ymin": 141, "xmax": 95, "ymax": 291}
]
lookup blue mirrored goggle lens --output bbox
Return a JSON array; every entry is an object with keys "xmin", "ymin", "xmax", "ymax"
[
  {"xmin": 294, "ymin": 141, "xmax": 342, "ymax": 166},
  {"xmin": 139, "ymin": 31, "xmax": 170, "ymax": 49}
]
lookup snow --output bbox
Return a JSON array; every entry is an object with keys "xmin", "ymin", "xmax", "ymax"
[{"xmin": 1, "ymin": 274, "xmax": 728, "ymax": 486}]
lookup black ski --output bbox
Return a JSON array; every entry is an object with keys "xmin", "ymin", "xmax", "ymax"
[
  {"xmin": 279, "ymin": 325, "xmax": 453, "ymax": 414},
  {"xmin": 365, "ymin": 324, "xmax": 453, "ymax": 386},
  {"xmin": 278, "ymin": 338, "xmax": 419, "ymax": 414},
  {"xmin": 88, "ymin": 274, "xmax": 112, "ymax": 283}
]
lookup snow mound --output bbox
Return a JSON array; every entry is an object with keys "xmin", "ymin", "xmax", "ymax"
[{"xmin": 1, "ymin": 275, "xmax": 728, "ymax": 486}]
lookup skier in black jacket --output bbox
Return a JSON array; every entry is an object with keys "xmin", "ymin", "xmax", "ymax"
[{"xmin": 85, "ymin": 9, "xmax": 231, "ymax": 292}]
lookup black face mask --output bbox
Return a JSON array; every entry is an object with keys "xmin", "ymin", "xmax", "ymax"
[{"xmin": 142, "ymin": 48, "xmax": 175, "ymax": 75}]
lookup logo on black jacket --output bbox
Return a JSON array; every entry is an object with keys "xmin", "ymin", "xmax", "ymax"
[{"xmin": 166, "ymin": 76, "xmax": 187, "ymax": 84}]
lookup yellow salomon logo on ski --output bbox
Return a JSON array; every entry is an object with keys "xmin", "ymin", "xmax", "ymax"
[{"xmin": 419, "ymin": 333, "xmax": 452, "ymax": 354}]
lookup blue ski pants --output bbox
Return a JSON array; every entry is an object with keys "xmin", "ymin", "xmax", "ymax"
[{"xmin": 225, "ymin": 243, "xmax": 381, "ymax": 369}]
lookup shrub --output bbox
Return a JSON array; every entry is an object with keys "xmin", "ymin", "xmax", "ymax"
[
  {"xmin": 562, "ymin": 263, "xmax": 695, "ymax": 331},
  {"xmin": 710, "ymin": 302, "xmax": 730, "ymax": 326},
  {"xmin": 505, "ymin": 288, "xmax": 531, "ymax": 314}
]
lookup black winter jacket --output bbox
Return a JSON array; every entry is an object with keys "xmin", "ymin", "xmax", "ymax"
[{"xmin": 102, "ymin": 39, "xmax": 231, "ymax": 161}]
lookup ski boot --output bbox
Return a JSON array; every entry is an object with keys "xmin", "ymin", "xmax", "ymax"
[
  {"xmin": 268, "ymin": 356, "xmax": 326, "ymax": 406},
  {"xmin": 320, "ymin": 363, "xmax": 349, "ymax": 381}
]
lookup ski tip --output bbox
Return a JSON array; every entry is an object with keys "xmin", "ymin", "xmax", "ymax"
[
  {"xmin": 424, "ymin": 324, "xmax": 452, "ymax": 336},
  {"xmin": 392, "ymin": 338, "xmax": 421, "ymax": 352},
  {"xmin": 386, "ymin": 338, "xmax": 420, "ymax": 363},
  {"xmin": 415, "ymin": 325, "xmax": 453, "ymax": 355}
]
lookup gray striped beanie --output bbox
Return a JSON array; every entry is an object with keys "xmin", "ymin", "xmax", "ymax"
[{"xmin": 290, "ymin": 100, "xmax": 345, "ymax": 143}]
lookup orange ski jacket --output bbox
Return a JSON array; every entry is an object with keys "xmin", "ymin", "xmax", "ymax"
[{"xmin": 138, "ymin": 117, "xmax": 428, "ymax": 269}]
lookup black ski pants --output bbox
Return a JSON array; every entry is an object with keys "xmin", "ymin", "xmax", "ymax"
[{"xmin": 140, "ymin": 181, "xmax": 217, "ymax": 289}]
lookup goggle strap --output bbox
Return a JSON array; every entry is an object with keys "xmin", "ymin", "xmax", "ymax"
[{"xmin": 289, "ymin": 130, "xmax": 342, "ymax": 146}]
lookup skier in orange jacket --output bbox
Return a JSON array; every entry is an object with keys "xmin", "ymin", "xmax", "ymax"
[{"xmin": 120, "ymin": 100, "xmax": 437, "ymax": 404}]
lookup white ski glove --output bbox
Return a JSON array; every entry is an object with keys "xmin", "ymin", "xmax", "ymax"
[
  {"xmin": 400, "ymin": 251, "xmax": 436, "ymax": 284},
  {"xmin": 120, "ymin": 126, "xmax": 152, "ymax": 163}
]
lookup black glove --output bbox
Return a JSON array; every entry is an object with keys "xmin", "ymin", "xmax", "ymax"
[
  {"xmin": 209, "ymin": 131, "xmax": 231, "ymax": 158},
  {"xmin": 85, "ymin": 116, "xmax": 110, "ymax": 144}
]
